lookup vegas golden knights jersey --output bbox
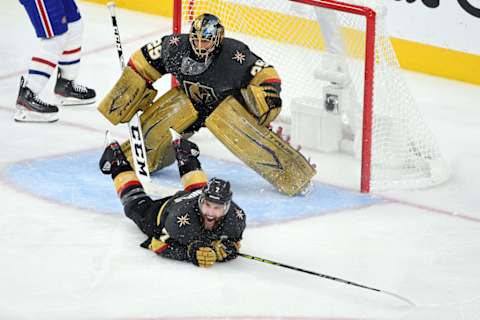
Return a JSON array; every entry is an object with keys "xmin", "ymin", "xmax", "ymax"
[{"xmin": 140, "ymin": 34, "xmax": 269, "ymax": 131}]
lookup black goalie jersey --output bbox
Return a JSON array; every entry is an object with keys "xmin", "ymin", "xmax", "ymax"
[{"xmin": 129, "ymin": 33, "xmax": 281, "ymax": 131}]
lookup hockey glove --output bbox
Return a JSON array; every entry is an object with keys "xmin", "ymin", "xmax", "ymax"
[
  {"xmin": 99, "ymin": 141, "xmax": 131, "ymax": 175},
  {"xmin": 173, "ymin": 138, "xmax": 200, "ymax": 163},
  {"xmin": 188, "ymin": 241, "xmax": 216, "ymax": 268},
  {"xmin": 212, "ymin": 240, "xmax": 240, "ymax": 262}
]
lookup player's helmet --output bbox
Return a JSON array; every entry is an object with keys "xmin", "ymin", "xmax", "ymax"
[
  {"xmin": 198, "ymin": 178, "xmax": 232, "ymax": 214},
  {"xmin": 201, "ymin": 178, "xmax": 232, "ymax": 205},
  {"xmin": 189, "ymin": 14, "xmax": 225, "ymax": 60}
]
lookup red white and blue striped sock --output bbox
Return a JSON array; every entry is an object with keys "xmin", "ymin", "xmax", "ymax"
[
  {"xmin": 58, "ymin": 19, "xmax": 84, "ymax": 80},
  {"xmin": 26, "ymin": 33, "xmax": 67, "ymax": 93}
]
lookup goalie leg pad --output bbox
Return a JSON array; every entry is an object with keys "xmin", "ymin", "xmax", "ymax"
[
  {"xmin": 97, "ymin": 66, "xmax": 157, "ymax": 125},
  {"xmin": 121, "ymin": 88, "xmax": 198, "ymax": 172},
  {"xmin": 206, "ymin": 96, "xmax": 316, "ymax": 196}
]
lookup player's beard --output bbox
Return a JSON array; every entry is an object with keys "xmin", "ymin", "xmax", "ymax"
[{"xmin": 202, "ymin": 214, "xmax": 221, "ymax": 230}]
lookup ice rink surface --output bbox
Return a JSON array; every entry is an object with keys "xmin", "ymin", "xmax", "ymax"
[{"xmin": 1, "ymin": 1, "xmax": 480, "ymax": 319}]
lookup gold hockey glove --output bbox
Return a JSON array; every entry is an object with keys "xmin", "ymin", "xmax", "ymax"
[
  {"xmin": 241, "ymin": 84, "xmax": 281, "ymax": 126},
  {"xmin": 188, "ymin": 241, "xmax": 216, "ymax": 268},
  {"xmin": 212, "ymin": 240, "xmax": 240, "ymax": 262}
]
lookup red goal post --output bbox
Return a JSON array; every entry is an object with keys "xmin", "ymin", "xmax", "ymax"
[
  {"xmin": 171, "ymin": 0, "xmax": 449, "ymax": 193},
  {"xmin": 291, "ymin": 0, "xmax": 377, "ymax": 193}
]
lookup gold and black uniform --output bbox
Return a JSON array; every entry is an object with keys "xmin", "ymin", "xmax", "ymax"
[
  {"xmin": 106, "ymin": 139, "xmax": 246, "ymax": 264},
  {"xmin": 131, "ymin": 33, "xmax": 282, "ymax": 131},
  {"xmin": 97, "ymin": 15, "xmax": 315, "ymax": 196}
]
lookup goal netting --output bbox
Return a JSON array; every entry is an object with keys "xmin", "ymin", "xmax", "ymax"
[{"xmin": 173, "ymin": 0, "xmax": 449, "ymax": 192}]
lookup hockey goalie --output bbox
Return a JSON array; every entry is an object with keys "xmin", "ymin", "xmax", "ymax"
[{"xmin": 98, "ymin": 13, "xmax": 316, "ymax": 196}]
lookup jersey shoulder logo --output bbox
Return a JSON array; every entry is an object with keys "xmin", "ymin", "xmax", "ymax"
[
  {"xmin": 232, "ymin": 50, "xmax": 246, "ymax": 64},
  {"xmin": 177, "ymin": 213, "xmax": 191, "ymax": 227},
  {"xmin": 168, "ymin": 36, "xmax": 180, "ymax": 46},
  {"xmin": 235, "ymin": 208, "xmax": 245, "ymax": 220}
]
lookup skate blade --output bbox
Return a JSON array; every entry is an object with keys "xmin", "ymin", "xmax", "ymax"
[
  {"xmin": 14, "ymin": 108, "xmax": 59, "ymax": 123},
  {"xmin": 57, "ymin": 96, "xmax": 96, "ymax": 106}
]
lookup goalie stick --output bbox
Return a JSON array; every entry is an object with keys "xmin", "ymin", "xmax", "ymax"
[
  {"xmin": 106, "ymin": 2, "xmax": 171, "ymax": 196},
  {"xmin": 237, "ymin": 252, "xmax": 416, "ymax": 306}
]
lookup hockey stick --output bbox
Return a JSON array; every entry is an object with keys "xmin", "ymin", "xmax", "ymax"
[
  {"xmin": 237, "ymin": 252, "xmax": 416, "ymax": 306},
  {"xmin": 106, "ymin": 2, "xmax": 172, "ymax": 196}
]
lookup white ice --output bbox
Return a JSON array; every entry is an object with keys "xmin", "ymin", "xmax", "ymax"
[{"xmin": 1, "ymin": 2, "xmax": 480, "ymax": 320}]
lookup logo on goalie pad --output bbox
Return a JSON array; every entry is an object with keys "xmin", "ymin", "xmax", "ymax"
[{"xmin": 109, "ymin": 86, "xmax": 129, "ymax": 114}]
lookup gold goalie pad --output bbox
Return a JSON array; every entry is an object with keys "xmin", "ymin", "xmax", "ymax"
[
  {"xmin": 97, "ymin": 66, "xmax": 157, "ymax": 125},
  {"xmin": 121, "ymin": 88, "xmax": 198, "ymax": 172},
  {"xmin": 206, "ymin": 96, "xmax": 316, "ymax": 196}
]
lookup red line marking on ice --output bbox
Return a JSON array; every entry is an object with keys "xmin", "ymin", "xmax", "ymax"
[
  {"xmin": 381, "ymin": 196, "xmax": 480, "ymax": 223},
  {"xmin": 0, "ymin": 24, "xmax": 478, "ymax": 225},
  {"xmin": 0, "ymin": 104, "xmax": 478, "ymax": 224},
  {"xmin": 0, "ymin": 146, "xmax": 119, "ymax": 217},
  {"xmin": 316, "ymin": 179, "xmax": 480, "ymax": 223}
]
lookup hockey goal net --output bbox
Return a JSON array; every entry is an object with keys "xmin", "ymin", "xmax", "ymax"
[{"xmin": 173, "ymin": 0, "xmax": 449, "ymax": 192}]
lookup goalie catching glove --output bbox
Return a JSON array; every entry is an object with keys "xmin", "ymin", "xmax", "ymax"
[{"xmin": 241, "ymin": 84, "xmax": 281, "ymax": 126}]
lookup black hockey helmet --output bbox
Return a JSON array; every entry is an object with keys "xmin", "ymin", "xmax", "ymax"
[
  {"xmin": 201, "ymin": 177, "xmax": 232, "ymax": 205},
  {"xmin": 189, "ymin": 13, "xmax": 225, "ymax": 60}
]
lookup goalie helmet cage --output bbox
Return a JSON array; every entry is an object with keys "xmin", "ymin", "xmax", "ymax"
[{"xmin": 172, "ymin": 0, "xmax": 449, "ymax": 192}]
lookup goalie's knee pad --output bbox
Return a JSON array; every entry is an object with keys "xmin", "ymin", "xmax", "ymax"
[
  {"xmin": 206, "ymin": 96, "xmax": 316, "ymax": 196},
  {"xmin": 121, "ymin": 88, "xmax": 198, "ymax": 173}
]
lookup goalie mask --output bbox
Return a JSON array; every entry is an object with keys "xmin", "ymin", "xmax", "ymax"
[
  {"xmin": 198, "ymin": 178, "xmax": 232, "ymax": 230},
  {"xmin": 189, "ymin": 14, "xmax": 224, "ymax": 61}
]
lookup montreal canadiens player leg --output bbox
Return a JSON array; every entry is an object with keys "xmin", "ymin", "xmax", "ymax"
[{"xmin": 15, "ymin": 0, "xmax": 96, "ymax": 123}]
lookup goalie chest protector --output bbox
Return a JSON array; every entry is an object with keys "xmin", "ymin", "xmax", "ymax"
[{"xmin": 143, "ymin": 34, "xmax": 262, "ymax": 126}]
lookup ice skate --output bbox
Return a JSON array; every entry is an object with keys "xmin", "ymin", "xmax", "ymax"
[
  {"xmin": 54, "ymin": 68, "xmax": 96, "ymax": 106},
  {"xmin": 14, "ymin": 76, "xmax": 59, "ymax": 123}
]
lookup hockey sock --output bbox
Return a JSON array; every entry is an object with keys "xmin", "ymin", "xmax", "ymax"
[
  {"xmin": 58, "ymin": 19, "xmax": 83, "ymax": 80},
  {"xmin": 26, "ymin": 32, "xmax": 67, "ymax": 94}
]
